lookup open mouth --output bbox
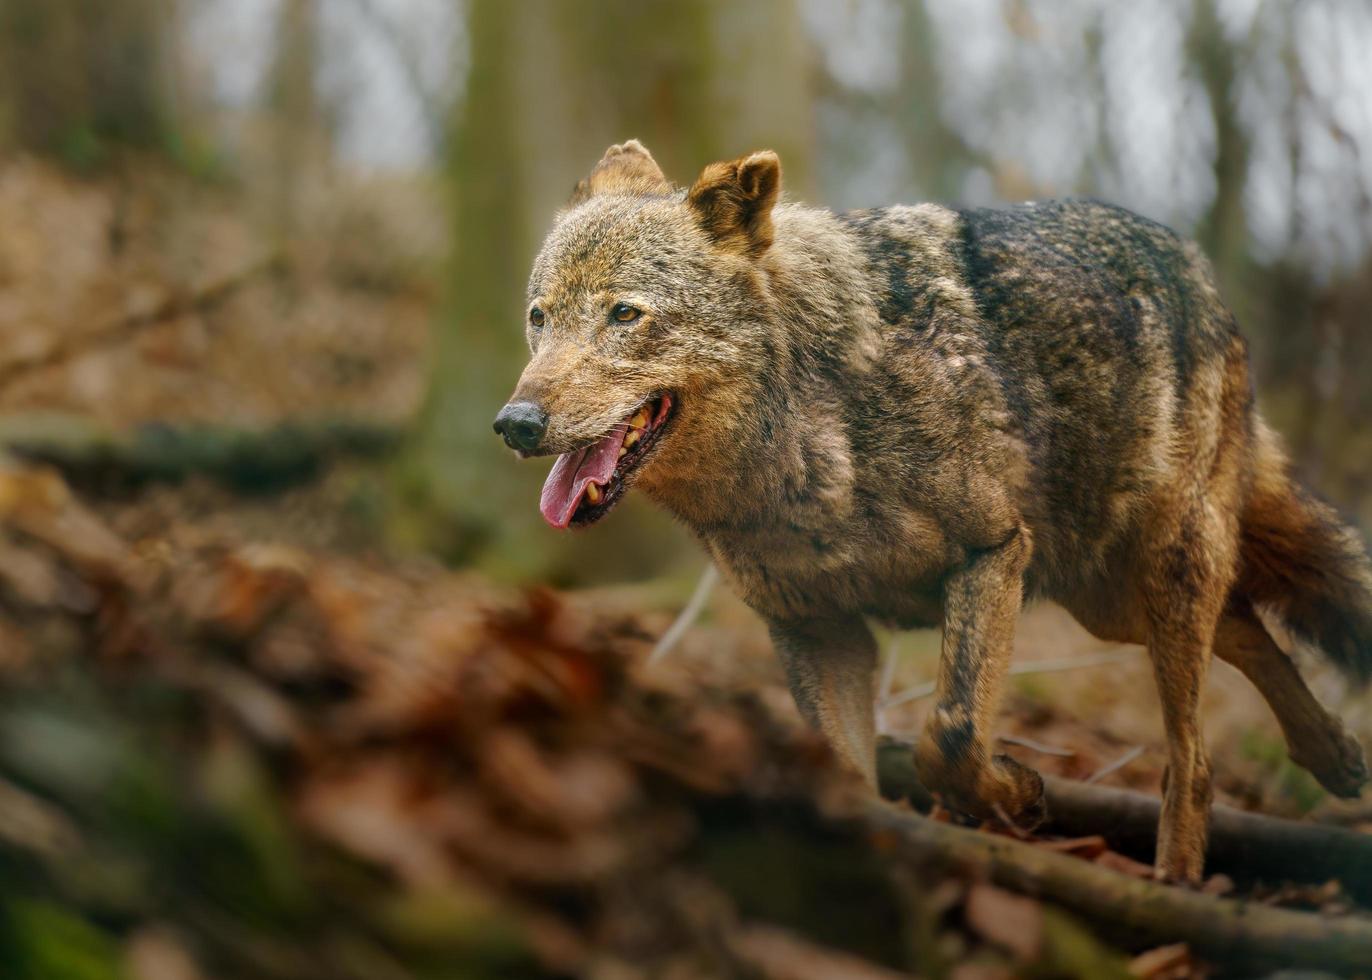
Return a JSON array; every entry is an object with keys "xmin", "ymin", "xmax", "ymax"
[{"xmin": 539, "ymin": 394, "xmax": 675, "ymax": 529}]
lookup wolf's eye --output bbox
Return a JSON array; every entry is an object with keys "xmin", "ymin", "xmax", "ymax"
[
  {"xmin": 529, "ymin": 307, "xmax": 545, "ymax": 329},
  {"xmin": 611, "ymin": 303, "xmax": 641, "ymax": 324}
]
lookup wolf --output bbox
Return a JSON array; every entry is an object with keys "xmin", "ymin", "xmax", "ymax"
[{"xmin": 494, "ymin": 140, "xmax": 1372, "ymax": 883}]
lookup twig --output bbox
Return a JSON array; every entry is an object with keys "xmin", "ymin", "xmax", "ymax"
[
  {"xmin": 881, "ymin": 648, "xmax": 1139, "ymax": 711},
  {"xmin": 648, "ymin": 564, "xmax": 719, "ymax": 665},
  {"xmin": 875, "ymin": 635, "xmax": 901, "ymax": 735},
  {"xmin": 1086, "ymin": 745, "xmax": 1144, "ymax": 784},
  {"xmin": 998, "ymin": 734, "xmax": 1075, "ymax": 758},
  {"xmin": 0, "ymin": 254, "xmax": 284, "ymax": 391},
  {"xmin": 880, "ymin": 679, "xmax": 939, "ymax": 709}
]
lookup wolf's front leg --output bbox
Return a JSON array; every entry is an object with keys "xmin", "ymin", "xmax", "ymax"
[
  {"xmin": 914, "ymin": 527, "xmax": 1045, "ymax": 827},
  {"xmin": 770, "ymin": 616, "xmax": 878, "ymax": 786}
]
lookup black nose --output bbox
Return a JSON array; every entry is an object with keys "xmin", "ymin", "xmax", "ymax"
[{"xmin": 493, "ymin": 401, "xmax": 549, "ymax": 452}]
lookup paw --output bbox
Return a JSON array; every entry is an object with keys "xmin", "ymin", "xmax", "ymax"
[
  {"xmin": 916, "ymin": 745, "xmax": 1046, "ymax": 831},
  {"xmin": 1293, "ymin": 724, "xmax": 1368, "ymax": 799},
  {"xmin": 987, "ymin": 753, "xmax": 1047, "ymax": 830},
  {"xmin": 1154, "ymin": 774, "xmax": 1210, "ymax": 886},
  {"xmin": 1153, "ymin": 846, "xmax": 1206, "ymax": 887},
  {"xmin": 1153, "ymin": 862, "xmax": 1205, "ymax": 888}
]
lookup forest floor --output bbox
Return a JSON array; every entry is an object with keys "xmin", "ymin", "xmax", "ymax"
[{"xmin": 2, "ymin": 158, "xmax": 1371, "ymax": 979}]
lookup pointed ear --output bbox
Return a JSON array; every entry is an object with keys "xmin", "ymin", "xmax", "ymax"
[
  {"xmin": 686, "ymin": 150, "xmax": 781, "ymax": 256},
  {"xmin": 568, "ymin": 139, "xmax": 671, "ymax": 205}
]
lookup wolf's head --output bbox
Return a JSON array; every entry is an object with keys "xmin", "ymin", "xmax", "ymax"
[{"xmin": 494, "ymin": 140, "xmax": 783, "ymax": 530}]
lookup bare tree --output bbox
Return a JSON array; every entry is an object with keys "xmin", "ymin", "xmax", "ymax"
[
  {"xmin": 0, "ymin": 0, "xmax": 180, "ymax": 166},
  {"xmin": 405, "ymin": 0, "xmax": 814, "ymax": 575}
]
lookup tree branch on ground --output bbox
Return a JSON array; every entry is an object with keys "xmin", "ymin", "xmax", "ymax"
[
  {"xmin": 878, "ymin": 737, "xmax": 1372, "ymax": 905},
  {"xmin": 863, "ymin": 799, "xmax": 1372, "ymax": 974}
]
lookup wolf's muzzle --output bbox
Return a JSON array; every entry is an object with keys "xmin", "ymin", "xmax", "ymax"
[{"xmin": 493, "ymin": 401, "xmax": 549, "ymax": 452}]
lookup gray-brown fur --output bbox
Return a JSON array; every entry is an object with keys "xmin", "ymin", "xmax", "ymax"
[{"xmin": 501, "ymin": 141, "xmax": 1372, "ymax": 883}]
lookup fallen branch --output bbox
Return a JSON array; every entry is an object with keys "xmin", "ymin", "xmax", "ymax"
[
  {"xmin": 0, "ymin": 253, "xmax": 284, "ymax": 391},
  {"xmin": 877, "ymin": 738, "xmax": 1372, "ymax": 904},
  {"xmin": 863, "ymin": 801, "xmax": 1372, "ymax": 974},
  {"xmin": 1, "ymin": 416, "xmax": 401, "ymax": 495}
]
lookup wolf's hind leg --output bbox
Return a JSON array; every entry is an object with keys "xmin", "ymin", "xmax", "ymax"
[
  {"xmin": 914, "ymin": 527, "xmax": 1045, "ymax": 828},
  {"xmin": 770, "ymin": 616, "xmax": 878, "ymax": 786},
  {"xmin": 1214, "ymin": 602, "xmax": 1367, "ymax": 797},
  {"xmin": 1142, "ymin": 502, "xmax": 1237, "ymax": 884}
]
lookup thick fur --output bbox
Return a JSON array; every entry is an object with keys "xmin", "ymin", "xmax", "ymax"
[
  {"xmin": 1238, "ymin": 423, "xmax": 1372, "ymax": 682},
  {"xmin": 504, "ymin": 141, "xmax": 1372, "ymax": 883}
]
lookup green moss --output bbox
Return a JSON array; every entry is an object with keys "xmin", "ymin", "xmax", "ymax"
[
  {"xmin": 1, "ymin": 900, "xmax": 125, "ymax": 980},
  {"xmin": 1034, "ymin": 907, "xmax": 1133, "ymax": 979},
  {"xmin": 1239, "ymin": 727, "xmax": 1326, "ymax": 814}
]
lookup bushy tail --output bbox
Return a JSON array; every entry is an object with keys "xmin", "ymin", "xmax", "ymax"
[{"xmin": 1237, "ymin": 425, "xmax": 1372, "ymax": 682}]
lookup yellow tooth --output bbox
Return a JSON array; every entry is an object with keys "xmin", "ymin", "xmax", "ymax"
[
  {"xmin": 629, "ymin": 408, "xmax": 649, "ymax": 429},
  {"xmin": 585, "ymin": 483, "xmax": 602, "ymax": 504},
  {"xmin": 623, "ymin": 429, "xmax": 640, "ymax": 449},
  {"xmin": 618, "ymin": 447, "xmax": 627, "ymax": 458}
]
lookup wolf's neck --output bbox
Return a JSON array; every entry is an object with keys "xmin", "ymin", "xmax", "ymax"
[
  {"xmin": 645, "ymin": 217, "xmax": 875, "ymax": 534},
  {"xmin": 648, "ymin": 379, "xmax": 853, "ymax": 538}
]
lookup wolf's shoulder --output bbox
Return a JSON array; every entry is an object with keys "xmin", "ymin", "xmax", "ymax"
[{"xmin": 825, "ymin": 203, "xmax": 976, "ymax": 327}]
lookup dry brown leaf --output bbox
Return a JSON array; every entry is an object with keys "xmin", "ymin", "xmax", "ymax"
[
  {"xmin": 1128, "ymin": 942, "xmax": 1195, "ymax": 979},
  {"xmin": 182, "ymin": 661, "xmax": 306, "ymax": 747},
  {"xmin": 948, "ymin": 963, "xmax": 1014, "ymax": 980},
  {"xmin": 687, "ymin": 706, "xmax": 759, "ymax": 782},
  {"xmin": 178, "ymin": 544, "xmax": 309, "ymax": 637},
  {"xmin": 478, "ymin": 727, "xmax": 637, "ymax": 829},
  {"xmin": 420, "ymin": 789, "xmax": 638, "ymax": 886},
  {"xmin": 0, "ymin": 617, "xmax": 34, "ymax": 671},
  {"xmin": 1034, "ymin": 834, "xmax": 1109, "ymax": 859},
  {"xmin": 963, "ymin": 883, "xmax": 1042, "ymax": 962},
  {"xmin": 1200, "ymin": 873, "xmax": 1234, "ymax": 897},
  {"xmin": 730, "ymin": 924, "xmax": 915, "ymax": 980},
  {"xmin": 124, "ymin": 925, "xmax": 206, "ymax": 980},
  {"xmin": 296, "ymin": 758, "xmax": 462, "ymax": 888},
  {"xmin": 0, "ymin": 460, "xmax": 130, "ymax": 575},
  {"xmin": 1093, "ymin": 849, "xmax": 1158, "ymax": 879},
  {"xmin": 0, "ymin": 533, "xmax": 66, "ymax": 607},
  {"xmin": 1252, "ymin": 877, "xmax": 1349, "ymax": 912}
]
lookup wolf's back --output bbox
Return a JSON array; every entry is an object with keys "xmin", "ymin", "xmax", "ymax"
[
  {"xmin": 951, "ymin": 202, "xmax": 1372, "ymax": 673},
  {"xmin": 928, "ymin": 202, "xmax": 1243, "ymax": 559}
]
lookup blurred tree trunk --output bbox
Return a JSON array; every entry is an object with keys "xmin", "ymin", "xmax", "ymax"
[
  {"xmin": 401, "ymin": 0, "xmax": 814, "ymax": 579},
  {"xmin": 267, "ymin": 0, "xmax": 325, "ymax": 235},
  {"xmin": 897, "ymin": 0, "xmax": 985, "ymax": 202},
  {"xmin": 392, "ymin": 0, "xmax": 528, "ymax": 569},
  {"xmin": 0, "ymin": 0, "xmax": 179, "ymax": 167},
  {"xmin": 1189, "ymin": 0, "xmax": 1248, "ymax": 297}
]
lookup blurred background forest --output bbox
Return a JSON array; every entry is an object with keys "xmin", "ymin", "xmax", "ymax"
[
  {"xmin": 0, "ymin": 0, "xmax": 1368, "ymax": 586},
  {"xmin": 3, "ymin": 2, "xmax": 1372, "ymax": 978}
]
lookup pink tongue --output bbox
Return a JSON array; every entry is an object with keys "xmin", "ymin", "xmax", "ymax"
[{"xmin": 540, "ymin": 426, "xmax": 630, "ymax": 528}]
